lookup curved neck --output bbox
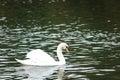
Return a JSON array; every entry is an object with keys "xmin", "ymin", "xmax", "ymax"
[{"xmin": 57, "ymin": 46, "xmax": 66, "ymax": 64}]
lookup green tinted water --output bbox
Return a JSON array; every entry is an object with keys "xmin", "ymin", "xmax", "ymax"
[{"xmin": 0, "ymin": 0, "xmax": 120, "ymax": 80}]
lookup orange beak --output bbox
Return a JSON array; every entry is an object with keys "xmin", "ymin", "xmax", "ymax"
[{"xmin": 65, "ymin": 47, "xmax": 69, "ymax": 52}]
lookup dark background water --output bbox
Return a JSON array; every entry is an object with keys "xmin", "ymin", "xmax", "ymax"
[{"xmin": 0, "ymin": 0, "xmax": 120, "ymax": 80}]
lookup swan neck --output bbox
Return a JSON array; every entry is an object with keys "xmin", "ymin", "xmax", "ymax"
[{"xmin": 57, "ymin": 46, "xmax": 65, "ymax": 64}]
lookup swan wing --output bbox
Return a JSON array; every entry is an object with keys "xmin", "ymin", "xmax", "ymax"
[{"xmin": 26, "ymin": 49, "xmax": 55, "ymax": 63}]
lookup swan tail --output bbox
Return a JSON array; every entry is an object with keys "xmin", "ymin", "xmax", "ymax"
[
  {"xmin": 15, "ymin": 58, "xmax": 24, "ymax": 63},
  {"xmin": 15, "ymin": 58, "xmax": 35, "ymax": 65}
]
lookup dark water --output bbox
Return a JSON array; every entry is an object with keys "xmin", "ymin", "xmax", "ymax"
[{"xmin": 0, "ymin": 0, "xmax": 120, "ymax": 80}]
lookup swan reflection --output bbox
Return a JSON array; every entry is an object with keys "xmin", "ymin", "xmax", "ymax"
[
  {"xmin": 57, "ymin": 66, "xmax": 65, "ymax": 80},
  {"xmin": 15, "ymin": 65, "xmax": 65, "ymax": 80}
]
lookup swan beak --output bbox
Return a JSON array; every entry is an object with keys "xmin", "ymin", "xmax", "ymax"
[{"xmin": 65, "ymin": 47, "xmax": 69, "ymax": 52}]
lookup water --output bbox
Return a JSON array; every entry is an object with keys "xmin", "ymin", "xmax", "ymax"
[{"xmin": 0, "ymin": 0, "xmax": 120, "ymax": 80}]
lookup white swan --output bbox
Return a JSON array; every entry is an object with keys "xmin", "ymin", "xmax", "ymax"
[{"xmin": 16, "ymin": 43, "xmax": 69, "ymax": 66}]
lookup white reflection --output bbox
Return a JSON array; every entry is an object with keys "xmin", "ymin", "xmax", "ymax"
[
  {"xmin": 57, "ymin": 66, "xmax": 65, "ymax": 80},
  {"xmin": 15, "ymin": 65, "xmax": 65, "ymax": 80},
  {"xmin": 0, "ymin": 17, "xmax": 6, "ymax": 21}
]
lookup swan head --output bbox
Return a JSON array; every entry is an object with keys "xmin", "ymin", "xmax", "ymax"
[{"xmin": 58, "ymin": 43, "xmax": 69, "ymax": 52}]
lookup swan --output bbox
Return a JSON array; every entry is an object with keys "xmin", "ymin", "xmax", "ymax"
[{"xmin": 16, "ymin": 43, "xmax": 69, "ymax": 66}]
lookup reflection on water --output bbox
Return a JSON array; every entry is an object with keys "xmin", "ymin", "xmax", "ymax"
[
  {"xmin": 14, "ymin": 65, "xmax": 65, "ymax": 80},
  {"xmin": 0, "ymin": 0, "xmax": 120, "ymax": 80},
  {"xmin": 0, "ymin": 25, "xmax": 120, "ymax": 80}
]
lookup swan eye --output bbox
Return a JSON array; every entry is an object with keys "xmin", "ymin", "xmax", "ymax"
[
  {"xmin": 65, "ymin": 46, "xmax": 69, "ymax": 52},
  {"xmin": 66, "ymin": 46, "xmax": 68, "ymax": 49}
]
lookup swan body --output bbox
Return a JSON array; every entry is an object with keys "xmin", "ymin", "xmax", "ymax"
[{"xmin": 16, "ymin": 43, "xmax": 68, "ymax": 66}]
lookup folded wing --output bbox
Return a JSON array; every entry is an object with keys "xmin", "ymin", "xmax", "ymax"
[{"xmin": 26, "ymin": 49, "xmax": 55, "ymax": 63}]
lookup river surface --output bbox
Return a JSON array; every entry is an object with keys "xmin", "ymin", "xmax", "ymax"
[{"xmin": 0, "ymin": 0, "xmax": 120, "ymax": 80}]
